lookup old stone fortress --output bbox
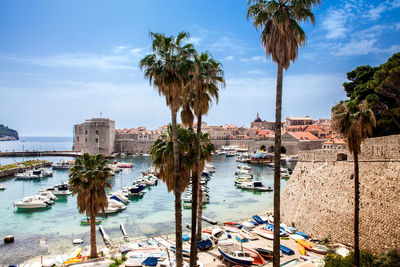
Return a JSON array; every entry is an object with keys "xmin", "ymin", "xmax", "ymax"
[{"xmin": 73, "ymin": 114, "xmax": 340, "ymax": 157}]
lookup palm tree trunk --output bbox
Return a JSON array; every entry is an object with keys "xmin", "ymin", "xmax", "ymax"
[
  {"xmin": 190, "ymin": 115, "xmax": 202, "ymax": 267},
  {"xmin": 171, "ymin": 108, "xmax": 183, "ymax": 267},
  {"xmin": 353, "ymin": 149, "xmax": 360, "ymax": 267},
  {"xmin": 196, "ymin": 115, "xmax": 204, "ymax": 243},
  {"xmin": 273, "ymin": 63, "xmax": 283, "ymax": 267},
  {"xmin": 90, "ymin": 209, "xmax": 98, "ymax": 258}
]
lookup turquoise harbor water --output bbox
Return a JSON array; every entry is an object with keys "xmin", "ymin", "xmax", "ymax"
[{"xmin": 0, "ymin": 137, "xmax": 295, "ymax": 265}]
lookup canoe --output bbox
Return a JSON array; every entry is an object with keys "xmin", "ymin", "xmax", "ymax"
[
  {"xmin": 223, "ymin": 225, "xmax": 240, "ymax": 233},
  {"xmin": 279, "ymin": 245, "xmax": 295, "ymax": 255},
  {"xmin": 243, "ymin": 247, "xmax": 265, "ymax": 266},
  {"xmin": 241, "ymin": 229, "xmax": 258, "ymax": 240},
  {"xmin": 182, "ymin": 234, "xmax": 190, "ymax": 242},
  {"xmin": 297, "ymin": 243, "xmax": 306, "ymax": 255},
  {"xmin": 254, "ymin": 230, "xmax": 273, "ymax": 240},
  {"xmin": 295, "ymin": 231, "xmax": 309, "ymax": 239},
  {"xmin": 297, "ymin": 239, "xmax": 314, "ymax": 250},
  {"xmin": 311, "ymin": 244, "xmax": 329, "ymax": 255},
  {"xmin": 202, "ymin": 229, "xmax": 212, "ymax": 234},
  {"xmin": 252, "ymin": 215, "xmax": 266, "ymax": 225},
  {"xmin": 249, "ymin": 221, "xmax": 259, "ymax": 226}
]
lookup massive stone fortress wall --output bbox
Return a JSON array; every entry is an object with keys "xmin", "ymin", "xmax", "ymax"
[{"xmin": 281, "ymin": 134, "xmax": 400, "ymax": 254}]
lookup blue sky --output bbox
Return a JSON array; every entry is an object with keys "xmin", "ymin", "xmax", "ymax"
[{"xmin": 0, "ymin": 0, "xmax": 399, "ymax": 136}]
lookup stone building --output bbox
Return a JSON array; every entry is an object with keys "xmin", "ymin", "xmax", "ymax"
[
  {"xmin": 73, "ymin": 118, "xmax": 116, "ymax": 156},
  {"xmin": 250, "ymin": 113, "xmax": 275, "ymax": 130},
  {"xmin": 286, "ymin": 116, "xmax": 314, "ymax": 126}
]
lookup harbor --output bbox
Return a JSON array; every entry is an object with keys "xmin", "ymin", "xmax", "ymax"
[{"xmin": 0, "ymin": 148, "xmax": 294, "ymax": 264}]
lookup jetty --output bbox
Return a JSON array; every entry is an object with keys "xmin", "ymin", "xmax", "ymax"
[{"xmin": 0, "ymin": 151, "xmax": 82, "ymax": 158}]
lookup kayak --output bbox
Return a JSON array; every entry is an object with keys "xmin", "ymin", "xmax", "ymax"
[{"xmin": 297, "ymin": 243, "xmax": 306, "ymax": 255}]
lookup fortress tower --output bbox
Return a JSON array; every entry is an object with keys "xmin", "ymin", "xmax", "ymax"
[{"xmin": 73, "ymin": 118, "xmax": 115, "ymax": 156}]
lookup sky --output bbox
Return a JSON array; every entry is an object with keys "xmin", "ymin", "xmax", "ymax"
[{"xmin": 0, "ymin": 0, "xmax": 399, "ymax": 136}]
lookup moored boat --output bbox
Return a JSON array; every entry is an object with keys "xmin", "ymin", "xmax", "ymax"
[{"xmin": 80, "ymin": 217, "xmax": 102, "ymax": 225}]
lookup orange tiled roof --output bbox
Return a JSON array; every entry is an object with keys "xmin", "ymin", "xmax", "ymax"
[{"xmin": 286, "ymin": 131, "xmax": 320, "ymax": 141}]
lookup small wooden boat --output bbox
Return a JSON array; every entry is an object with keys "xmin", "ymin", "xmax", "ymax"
[
  {"xmin": 311, "ymin": 244, "xmax": 329, "ymax": 255},
  {"xmin": 244, "ymin": 247, "xmax": 265, "ymax": 265},
  {"xmin": 289, "ymin": 234, "xmax": 305, "ymax": 241},
  {"xmin": 254, "ymin": 247, "xmax": 273, "ymax": 259},
  {"xmin": 295, "ymin": 231, "xmax": 309, "ymax": 239},
  {"xmin": 254, "ymin": 230, "xmax": 273, "ymax": 240},
  {"xmin": 80, "ymin": 217, "xmax": 102, "ymax": 225},
  {"xmin": 241, "ymin": 229, "xmax": 258, "ymax": 240},
  {"xmin": 218, "ymin": 246, "xmax": 254, "ymax": 266},
  {"xmin": 223, "ymin": 225, "xmax": 240, "ymax": 233},
  {"xmin": 279, "ymin": 245, "xmax": 295, "ymax": 255},
  {"xmin": 202, "ymin": 216, "xmax": 217, "ymax": 225},
  {"xmin": 252, "ymin": 215, "xmax": 266, "ymax": 225},
  {"xmin": 235, "ymin": 234, "xmax": 248, "ymax": 243},
  {"xmin": 297, "ymin": 243, "xmax": 306, "ymax": 255}
]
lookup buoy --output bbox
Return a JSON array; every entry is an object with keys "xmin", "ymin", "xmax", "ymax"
[{"xmin": 4, "ymin": 235, "xmax": 14, "ymax": 243}]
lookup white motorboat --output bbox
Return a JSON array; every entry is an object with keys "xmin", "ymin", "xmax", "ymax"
[
  {"xmin": 38, "ymin": 190, "xmax": 57, "ymax": 201},
  {"xmin": 52, "ymin": 160, "xmax": 74, "ymax": 169},
  {"xmin": 49, "ymin": 183, "xmax": 71, "ymax": 195},
  {"xmin": 239, "ymin": 181, "xmax": 273, "ymax": 192},
  {"xmin": 14, "ymin": 197, "xmax": 48, "ymax": 210},
  {"xmin": 15, "ymin": 168, "xmax": 53, "ymax": 180},
  {"xmin": 110, "ymin": 191, "xmax": 130, "ymax": 204},
  {"xmin": 0, "ymin": 184, "xmax": 6, "ymax": 190},
  {"xmin": 108, "ymin": 198, "xmax": 126, "ymax": 210},
  {"xmin": 102, "ymin": 206, "xmax": 119, "ymax": 214}
]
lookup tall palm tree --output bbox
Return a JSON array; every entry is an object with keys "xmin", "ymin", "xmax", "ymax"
[
  {"xmin": 247, "ymin": 1, "xmax": 320, "ymax": 265},
  {"xmin": 140, "ymin": 33, "xmax": 195, "ymax": 266},
  {"xmin": 331, "ymin": 100, "xmax": 376, "ymax": 267},
  {"xmin": 69, "ymin": 153, "xmax": 112, "ymax": 258}
]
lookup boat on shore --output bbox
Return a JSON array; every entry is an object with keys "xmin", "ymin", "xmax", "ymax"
[{"xmin": 218, "ymin": 245, "xmax": 254, "ymax": 266}]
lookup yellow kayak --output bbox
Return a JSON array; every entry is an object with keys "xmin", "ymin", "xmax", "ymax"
[{"xmin": 297, "ymin": 243, "xmax": 306, "ymax": 255}]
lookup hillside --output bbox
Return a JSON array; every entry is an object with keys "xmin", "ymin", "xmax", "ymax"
[{"xmin": 0, "ymin": 124, "xmax": 19, "ymax": 141}]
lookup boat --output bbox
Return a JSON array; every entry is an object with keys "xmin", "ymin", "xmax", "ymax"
[
  {"xmin": 296, "ymin": 259, "xmax": 326, "ymax": 267},
  {"xmin": 15, "ymin": 170, "xmax": 41, "ymax": 180},
  {"xmin": 235, "ymin": 235, "xmax": 248, "ymax": 243},
  {"xmin": 254, "ymin": 247, "xmax": 282, "ymax": 259},
  {"xmin": 280, "ymin": 258, "xmax": 301, "ymax": 266},
  {"xmin": 202, "ymin": 216, "xmax": 217, "ymax": 225},
  {"xmin": 52, "ymin": 160, "xmax": 75, "ymax": 169},
  {"xmin": 226, "ymin": 152, "xmax": 236, "ymax": 157},
  {"xmin": 115, "ymin": 162, "xmax": 133, "ymax": 168},
  {"xmin": 241, "ymin": 221, "xmax": 255, "ymax": 229},
  {"xmin": 298, "ymin": 243, "xmax": 306, "ymax": 255},
  {"xmin": 223, "ymin": 225, "xmax": 240, "ymax": 233},
  {"xmin": 102, "ymin": 206, "xmax": 119, "ymax": 214},
  {"xmin": 311, "ymin": 244, "xmax": 329, "ymax": 255},
  {"xmin": 80, "ymin": 217, "xmax": 102, "ymax": 225},
  {"xmin": 241, "ymin": 228, "xmax": 258, "ymax": 240},
  {"xmin": 289, "ymin": 234, "xmax": 305, "ymax": 241},
  {"xmin": 47, "ymin": 182, "xmax": 71, "ymax": 195},
  {"xmin": 297, "ymin": 239, "xmax": 314, "ymax": 250},
  {"xmin": 14, "ymin": 197, "xmax": 48, "ymax": 210},
  {"xmin": 239, "ymin": 181, "xmax": 273, "ymax": 192},
  {"xmin": 218, "ymin": 246, "xmax": 254, "ymax": 266},
  {"xmin": 279, "ymin": 245, "xmax": 295, "ymax": 255},
  {"xmin": 254, "ymin": 230, "xmax": 273, "ymax": 240},
  {"xmin": 295, "ymin": 231, "xmax": 309, "ymax": 239},
  {"xmin": 243, "ymin": 247, "xmax": 265, "ymax": 265},
  {"xmin": 0, "ymin": 184, "xmax": 7, "ymax": 190},
  {"xmin": 252, "ymin": 215, "xmax": 266, "ymax": 224}
]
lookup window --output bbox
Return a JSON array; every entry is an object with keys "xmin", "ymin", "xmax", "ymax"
[
  {"xmin": 77, "ymin": 137, "xmax": 79, "ymax": 142},
  {"xmin": 85, "ymin": 130, "xmax": 87, "ymax": 135},
  {"xmin": 96, "ymin": 130, "xmax": 99, "ymax": 135},
  {"xmin": 85, "ymin": 138, "xmax": 87, "ymax": 143},
  {"xmin": 96, "ymin": 138, "xmax": 98, "ymax": 143}
]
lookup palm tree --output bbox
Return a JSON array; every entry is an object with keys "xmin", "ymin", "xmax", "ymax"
[
  {"xmin": 331, "ymin": 100, "xmax": 376, "ymax": 267},
  {"xmin": 247, "ymin": 1, "xmax": 321, "ymax": 265},
  {"xmin": 140, "ymin": 32, "xmax": 195, "ymax": 266},
  {"xmin": 69, "ymin": 153, "xmax": 112, "ymax": 258}
]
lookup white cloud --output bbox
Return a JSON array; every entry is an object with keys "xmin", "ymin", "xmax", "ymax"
[
  {"xmin": 240, "ymin": 56, "xmax": 267, "ymax": 63},
  {"xmin": 244, "ymin": 70, "xmax": 265, "ymax": 75},
  {"xmin": 113, "ymin": 46, "xmax": 128, "ymax": 53},
  {"xmin": 334, "ymin": 39, "xmax": 400, "ymax": 56},
  {"xmin": 1, "ymin": 52, "xmax": 138, "ymax": 71},
  {"xmin": 129, "ymin": 48, "xmax": 144, "ymax": 57},
  {"xmin": 322, "ymin": 9, "xmax": 349, "ymax": 39},
  {"xmin": 223, "ymin": 55, "xmax": 234, "ymax": 61},
  {"xmin": 187, "ymin": 37, "xmax": 202, "ymax": 45},
  {"xmin": 363, "ymin": 4, "xmax": 387, "ymax": 20},
  {"xmin": 387, "ymin": 0, "xmax": 400, "ymax": 8},
  {"xmin": 395, "ymin": 23, "xmax": 400, "ymax": 31},
  {"xmin": 210, "ymin": 36, "xmax": 246, "ymax": 53}
]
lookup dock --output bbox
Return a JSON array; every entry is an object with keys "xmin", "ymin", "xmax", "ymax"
[{"xmin": 0, "ymin": 151, "xmax": 82, "ymax": 158}]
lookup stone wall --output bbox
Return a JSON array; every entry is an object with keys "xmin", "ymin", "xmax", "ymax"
[{"xmin": 281, "ymin": 134, "xmax": 400, "ymax": 254}]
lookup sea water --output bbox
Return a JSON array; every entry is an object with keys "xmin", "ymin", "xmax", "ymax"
[{"xmin": 0, "ymin": 137, "xmax": 295, "ymax": 264}]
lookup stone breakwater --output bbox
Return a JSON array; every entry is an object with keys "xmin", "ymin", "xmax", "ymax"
[{"xmin": 281, "ymin": 134, "xmax": 400, "ymax": 254}]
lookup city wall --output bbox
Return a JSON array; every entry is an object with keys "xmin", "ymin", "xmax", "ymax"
[{"xmin": 281, "ymin": 134, "xmax": 400, "ymax": 254}]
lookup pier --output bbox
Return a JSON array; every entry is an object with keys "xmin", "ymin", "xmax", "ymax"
[{"xmin": 0, "ymin": 151, "xmax": 82, "ymax": 158}]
